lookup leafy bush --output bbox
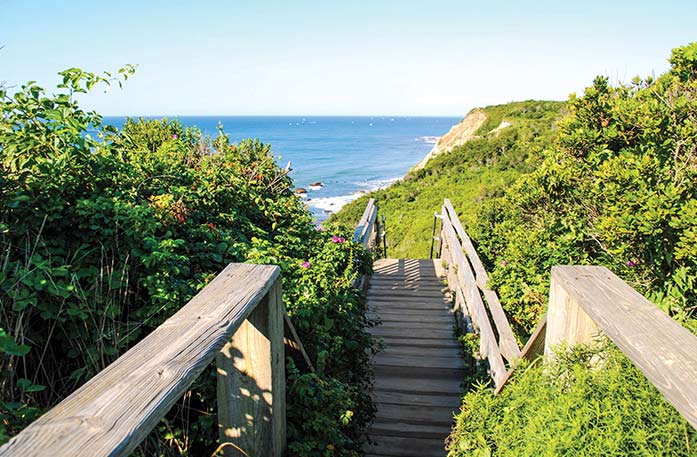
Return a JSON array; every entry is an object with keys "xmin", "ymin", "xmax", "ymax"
[
  {"xmin": 447, "ymin": 341, "xmax": 697, "ymax": 456},
  {"xmin": 478, "ymin": 43, "xmax": 697, "ymax": 335},
  {"xmin": 0, "ymin": 68, "xmax": 376, "ymax": 455}
]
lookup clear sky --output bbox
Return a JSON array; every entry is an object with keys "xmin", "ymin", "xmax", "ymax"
[{"xmin": 1, "ymin": 0, "xmax": 695, "ymax": 116}]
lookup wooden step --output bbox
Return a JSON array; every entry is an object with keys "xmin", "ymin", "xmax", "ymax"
[
  {"xmin": 374, "ymin": 403, "xmax": 457, "ymax": 427},
  {"xmin": 373, "ymin": 390, "xmax": 462, "ymax": 408},
  {"xmin": 368, "ymin": 420, "xmax": 451, "ymax": 440},
  {"xmin": 364, "ymin": 435, "xmax": 447, "ymax": 457},
  {"xmin": 379, "ymin": 345, "xmax": 462, "ymax": 358},
  {"xmin": 368, "ymin": 299, "xmax": 451, "ymax": 310},
  {"xmin": 369, "ymin": 313, "xmax": 454, "ymax": 324},
  {"xmin": 374, "ymin": 375, "xmax": 462, "ymax": 395},
  {"xmin": 370, "ymin": 327, "xmax": 455, "ymax": 339},
  {"xmin": 377, "ymin": 320, "xmax": 453, "ymax": 330},
  {"xmin": 368, "ymin": 307, "xmax": 454, "ymax": 317},
  {"xmin": 375, "ymin": 336, "xmax": 461, "ymax": 350}
]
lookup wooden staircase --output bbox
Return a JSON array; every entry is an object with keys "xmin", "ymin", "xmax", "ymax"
[{"xmin": 364, "ymin": 258, "xmax": 464, "ymax": 457}]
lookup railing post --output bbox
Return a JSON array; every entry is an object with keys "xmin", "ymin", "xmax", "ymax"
[
  {"xmin": 544, "ymin": 266, "xmax": 601, "ymax": 357},
  {"xmin": 216, "ymin": 278, "xmax": 286, "ymax": 456}
]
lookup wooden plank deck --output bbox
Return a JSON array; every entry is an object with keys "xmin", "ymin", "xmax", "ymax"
[{"xmin": 364, "ymin": 259, "xmax": 464, "ymax": 457}]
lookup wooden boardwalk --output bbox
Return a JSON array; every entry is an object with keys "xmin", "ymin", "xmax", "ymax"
[{"xmin": 364, "ymin": 259, "xmax": 464, "ymax": 457}]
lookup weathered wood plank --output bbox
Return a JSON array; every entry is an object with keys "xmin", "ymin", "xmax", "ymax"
[
  {"xmin": 443, "ymin": 199, "xmax": 521, "ymax": 362},
  {"xmin": 217, "ymin": 279, "xmax": 285, "ymax": 456},
  {"xmin": 373, "ymin": 375, "xmax": 462, "ymax": 395},
  {"xmin": 0, "ymin": 264, "xmax": 282, "ymax": 457},
  {"xmin": 443, "ymin": 199, "xmax": 489, "ymax": 284},
  {"xmin": 494, "ymin": 314, "xmax": 547, "ymax": 395},
  {"xmin": 547, "ymin": 266, "xmax": 697, "ymax": 430},
  {"xmin": 373, "ymin": 390, "xmax": 462, "ymax": 408},
  {"xmin": 365, "ymin": 434, "xmax": 446, "ymax": 457},
  {"xmin": 441, "ymin": 212, "xmax": 507, "ymax": 387},
  {"xmin": 368, "ymin": 420, "xmax": 452, "ymax": 439},
  {"xmin": 283, "ymin": 311, "xmax": 316, "ymax": 373}
]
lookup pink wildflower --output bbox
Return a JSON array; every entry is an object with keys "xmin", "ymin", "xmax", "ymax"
[
  {"xmin": 301, "ymin": 261, "xmax": 311, "ymax": 269},
  {"xmin": 331, "ymin": 235, "xmax": 340, "ymax": 243},
  {"xmin": 500, "ymin": 260, "xmax": 507, "ymax": 267},
  {"xmin": 338, "ymin": 236, "xmax": 345, "ymax": 243},
  {"xmin": 171, "ymin": 133, "xmax": 179, "ymax": 139},
  {"xmin": 627, "ymin": 260, "xmax": 635, "ymax": 267}
]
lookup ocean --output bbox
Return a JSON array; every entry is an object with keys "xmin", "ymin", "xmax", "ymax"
[{"xmin": 103, "ymin": 116, "xmax": 460, "ymax": 221}]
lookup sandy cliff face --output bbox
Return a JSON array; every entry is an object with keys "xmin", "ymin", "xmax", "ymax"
[{"xmin": 413, "ymin": 109, "xmax": 488, "ymax": 170}]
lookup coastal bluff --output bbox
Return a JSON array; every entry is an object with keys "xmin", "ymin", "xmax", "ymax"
[{"xmin": 412, "ymin": 108, "xmax": 487, "ymax": 170}]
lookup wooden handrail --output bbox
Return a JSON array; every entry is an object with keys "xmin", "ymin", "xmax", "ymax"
[
  {"xmin": 353, "ymin": 198, "xmax": 380, "ymax": 291},
  {"xmin": 438, "ymin": 199, "xmax": 520, "ymax": 388},
  {"xmin": 0, "ymin": 263, "xmax": 286, "ymax": 457},
  {"xmin": 442, "ymin": 199, "xmax": 520, "ymax": 361},
  {"xmin": 544, "ymin": 266, "xmax": 697, "ymax": 429},
  {"xmin": 353, "ymin": 198, "xmax": 378, "ymax": 248}
]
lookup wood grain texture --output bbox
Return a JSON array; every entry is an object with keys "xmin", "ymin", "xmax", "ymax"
[
  {"xmin": 441, "ymin": 213, "xmax": 506, "ymax": 387},
  {"xmin": 548, "ymin": 265, "xmax": 697, "ymax": 430},
  {"xmin": 0, "ymin": 264, "xmax": 281, "ymax": 457},
  {"xmin": 443, "ymin": 199, "xmax": 520, "ymax": 362},
  {"xmin": 353, "ymin": 198, "xmax": 378, "ymax": 291},
  {"xmin": 494, "ymin": 315, "xmax": 547, "ymax": 395},
  {"xmin": 365, "ymin": 258, "xmax": 462, "ymax": 457},
  {"xmin": 217, "ymin": 279, "xmax": 285, "ymax": 457}
]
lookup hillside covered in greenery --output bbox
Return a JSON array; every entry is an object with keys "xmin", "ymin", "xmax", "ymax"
[
  {"xmin": 331, "ymin": 100, "xmax": 566, "ymax": 259},
  {"xmin": 336, "ymin": 43, "xmax": 697, "ymax": 455},
  {"xmin": 0, "ymin": 69, "xmax": 375, "ymax": 456}
]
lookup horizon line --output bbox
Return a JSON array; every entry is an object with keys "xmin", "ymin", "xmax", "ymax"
[{"xmin": 100, "ymin": 113, "xmax": 466, "ymax": 118}]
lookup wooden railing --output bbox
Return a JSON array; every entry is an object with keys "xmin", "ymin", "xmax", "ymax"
[
  {"xmin": 542, "ymin": 266, "xmax": 697, "ymax": 429},
  {"xmin": 437, "ymin": 198, "xmax": 697, "ymax": 429},
  {"xmin": 0, "ymin": 264, "xmax": 286, "ymax": 457},
  {"xmin": 436, "ymin": 199, "xmax": 520, "ymax": 387},
  {"xmin": 353, "ymin": 198, "xmax": 381, "ymax": 290}
]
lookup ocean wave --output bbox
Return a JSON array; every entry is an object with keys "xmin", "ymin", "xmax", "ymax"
[
  {"xmin": 354, "ymin": 177, "xmax": 400, "ymax": 190},
  {"xmin": 307, "ymin": 194, "xmax": 362, "ymax": 213},
  {"xmin": 416, "ymin": 136, "xmax": 439, "ymax": 144}
]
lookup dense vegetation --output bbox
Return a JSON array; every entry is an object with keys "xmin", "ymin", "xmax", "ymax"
[
  {"xmin": 336, "ymin": 43, "xmax": 697, "ymax": 455},
  {"xmin": 331, "ymin": 100, "xmax": 565, "ymax": 259},
  {"xmin": 0, "ymin": 68, "xmax": 376, "ymax": 455},
  {"xmin": 449, "ymin": 341, "xmax": 696, "ymax": 456}
]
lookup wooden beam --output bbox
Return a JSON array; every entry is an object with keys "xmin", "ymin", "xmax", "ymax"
[
  {"xmin": 443, "ymin": 199, "xmax": 489, "ymax": 286},
  {"xmin": 283, "ymin": 311, "xmax": 315, "ymax": 373},
  {"xmin": 443, "ymin": 199, "xmax": 521, "ymax": 362},
  {"xmin": 544, "ymin": 268, "xmax": 600, "ymax": 355},
  {"xmin": 217, "ymin": 279, "xmax": 286, "ymax": 456},
  {"xmin": 547, "ymin": 266, "xmax": 697, "ymax": 430},
  {"xmin": 353, "ymin": 198, "xmax": 375, "ymax": 243},
  {"xmin": 441, "ymin": 211, "xmax": 506, "ymax": 387},
  {"xmin": 494, "ymin": 315, "xmax": 547, "ymax": 395},
  {"xmin": 0, "ymin": 264, "xmax": 282, "ymax": 457}
]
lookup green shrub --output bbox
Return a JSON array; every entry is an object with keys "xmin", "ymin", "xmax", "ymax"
[
  {"xmin": 448, "ymin": 342, "xmax": 697, "ymax": 456},
  {"xmin": 477, "ymin": 43, "xmax": 697, "ymax": 334},
  {"xmin": 0, "ymin": 68, "xmax": 376, "ymax": 455}
]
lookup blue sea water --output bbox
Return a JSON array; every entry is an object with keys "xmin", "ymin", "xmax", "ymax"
[{"xmin": 103, "ymin": 116, "xmax": 460, "ymax": 220}]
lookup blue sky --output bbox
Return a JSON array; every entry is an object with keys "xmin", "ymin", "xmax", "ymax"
[{"xmin": 1, "ymin": 0, "xmax": 695, "ymax": 116}]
